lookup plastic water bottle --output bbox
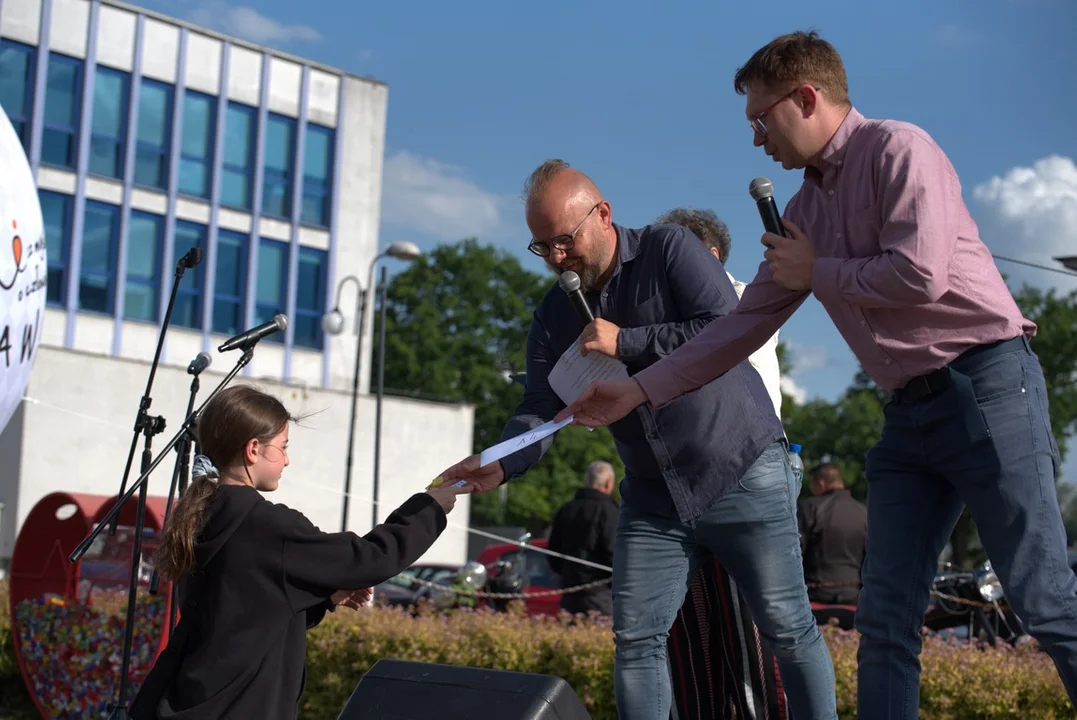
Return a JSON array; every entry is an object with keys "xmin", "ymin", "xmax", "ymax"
[{"xmin": 788, "ymin": 443, "xmax": 804, "ymax": 486}]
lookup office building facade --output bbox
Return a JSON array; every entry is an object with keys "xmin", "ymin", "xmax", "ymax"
[{"xmin": 0, "ymin": 0, "xmax": 474, "ymax": 568}]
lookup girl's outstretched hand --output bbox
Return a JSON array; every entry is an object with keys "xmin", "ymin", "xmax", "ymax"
[{"xmin": 425, "ymin": 479, "xmax": 472, "ymax": 514}]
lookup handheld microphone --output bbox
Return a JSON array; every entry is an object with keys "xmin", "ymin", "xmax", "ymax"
[
  {"xmin": 186, "ymin": 351, "xmax": 212, "ymax": 376},
  {"xmin": 218, "ymin": 314, "xmax": 288, "ymax": 352},
  {"xmin": 558, "ymin": 271, "xmax": 595, "ymax": 328},
  {"xmin": 749, "ymin": 177, "xmax": 788, "ymax": 239}
]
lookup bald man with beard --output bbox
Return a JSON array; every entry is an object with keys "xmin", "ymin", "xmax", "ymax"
[{"xmin": 441, "ymin": 160, "xmax": 836, "ymax": 720}]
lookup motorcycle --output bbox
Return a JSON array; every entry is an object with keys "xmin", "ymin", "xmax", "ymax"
[
  {"xmin": 924, "ymin": 560, "xmax": 1027, "ymax": 644},
  {"xmin": 452, "ymin": 532, "xmax": 533, "ymax": 613},
  {"xmin": 811, "ymin": 560, "xmax": 1028, "ymax": 645}
]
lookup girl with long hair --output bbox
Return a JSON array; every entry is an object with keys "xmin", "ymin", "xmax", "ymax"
[{"xmin": 130, "ymin": 384, "xmax": 468, "ymax": 719}]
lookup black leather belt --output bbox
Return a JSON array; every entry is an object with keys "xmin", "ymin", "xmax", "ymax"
[{"xmin": 894, "ymin": 335, "xmax": 1027, "ymax": 403}]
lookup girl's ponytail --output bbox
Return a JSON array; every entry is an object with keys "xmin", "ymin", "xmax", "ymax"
[{"xmin": 155, "ymin": 457, "xmax": 220, "ymax": 583}]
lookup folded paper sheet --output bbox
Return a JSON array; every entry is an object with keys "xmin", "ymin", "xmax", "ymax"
[{"xmin": 478, "ymin": 415, "xmax": 575, "ymax": 467}]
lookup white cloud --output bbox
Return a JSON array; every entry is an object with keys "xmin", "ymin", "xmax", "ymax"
[
  {"xmin": 187, "ymin": 2, "xmax": 321, "ymax": 44},
  {"xmin": 780, "ymin": 375, "xmax": 808, "ymax": 405},
  {"xmin": 788, "ymin": 343, "xmax": 828, "ymax": 375},
  {"xmin": 778, "ymin": 343, "xmax": 828, "ymax": 405},
  {"xmin": 381, "ymin": 151, "xmax": 510, "ymax": 241},
  {"xmin": 972, "ymin": 155, "xmax": 1077, "ymax": 289}
]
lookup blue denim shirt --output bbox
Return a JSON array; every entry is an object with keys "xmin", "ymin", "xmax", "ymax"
[{"xmin": 498, "ymin": 223, "xmax": 786, "ymax": 522}]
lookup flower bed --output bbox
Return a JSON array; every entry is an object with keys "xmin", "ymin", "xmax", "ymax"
[{"xmin": 0, "ymin": 583, "xmax": 1071, "ymax": 719}]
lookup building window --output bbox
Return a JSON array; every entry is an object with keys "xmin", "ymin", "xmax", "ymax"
[
  {"xmin": 39, "ymin": 190, "xmax": 71, "ymax": 307},
  {"xmin": 173, "ymin": 221, "xmax": 206, "ymax": 330},
  {"xmin": 125, "ymin": 212, "xmax": 163, "ymax": 322},
  {"xmin": 255, "ymin": 238, "xmax": 286, "ymax": 343},
  {"xmin": 221, "ymin": 102, "xmax": 255, "ymax": 210},
  {"xmin": 212, "ymin": 230, "xmax": 247, "ymax": 336},
  {"xmin": 179, "ymin": 90, "xmax": 215, "ymax": 199},
  {"xmin": 81, "ymin": 201, "xmax": 119, "ymax": 313},
  {"xmin": 42, "ymin": 53, "xmax": 82, "ymax": 169},
  {"xmin": 0, "ymin": 40, "xmax": 36, "ymax": 149},
  {"xmin": 302, "ymin": 125, "xmax": 333, "ymax": 227},
  {"xmin": 89, "ymin": 67, "xmax": 130, "ymax": 179},
  {"xmin": 294, "ymin": 247, "xmax": 327, "ymax": 350},
  {"xmin": 134, "ymin": 79, "xmax": 172, "ymax": 190},
  {"xmin": 262, "ymin": 113, "xmax": 295, "ymax": 219}
]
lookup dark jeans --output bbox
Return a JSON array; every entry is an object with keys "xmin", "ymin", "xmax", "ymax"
[{"xmin": 857, "ymin": 336, "xmax": 1077, "ymax": 718}]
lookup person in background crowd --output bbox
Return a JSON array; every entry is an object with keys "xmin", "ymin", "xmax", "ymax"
[
  {"xmin": 798, "ymin": 463, "xmax": 867, "ymax": 606},
  {"xmin": 547, "ymin": 460, "xmax": 619, "ymax": 616}
]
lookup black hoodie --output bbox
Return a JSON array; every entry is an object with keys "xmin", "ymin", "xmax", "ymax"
[{"xmin": 130, "ymin": 484, "xmax": 447, "ymax": 719}]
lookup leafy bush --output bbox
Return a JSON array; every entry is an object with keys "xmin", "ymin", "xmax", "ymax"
[{"xmin": 1, "ymin": 581, "xmax": 1072, "ymax": 719}]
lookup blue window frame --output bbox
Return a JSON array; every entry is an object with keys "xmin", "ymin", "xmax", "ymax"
[
  {"xmin": 89, "ymin": 67, "xmax": 129, "ymax": 179},
  {"xmin": 42, "ymin": 53, "xmax": 82, "ymax": 169},
  {"xmin": 178, "ymin": 90, "xmax": 215, "ymax": 198},
  {"xmin": 212, "ymin": 230, "xmax": 247, "ymax": 336},
  {"xmin": 294, "ymin": 247, "xmax": 327, "ymax": 350},
  {"xmin": 39, "ymin": 190, "xmax": 71, "ymax": 307},
  {"xmin": 134, "ymin": 79, "xmax": 172, "ymax": 190},
  {"xmin": 0, "ymin": 40, "xmax": 36, "ymax": 149},
  {"xmin": 172, "ymin": 221, "xmax": 206, "ymax": 330},
  {"xmin": 125, "ymin": 212, "xmax": 163, "ymax": 322},
  {"xmin": 80, "ymin": 201, "xmax": 119, "ymax": 313},
  {"xmin": 301, "ymin": 125, "xmax": 333, "ymax": 227},
  {"xmin": 221, "ymin": 102, "xmax": 256, "ymax": 210},
  {"xmin": 262, "ymin": 113, "xmax": 294, "ymax": 219},
  {"xmin": 255, "ymin": 238, "xmax": 287, "ymax": 343}
]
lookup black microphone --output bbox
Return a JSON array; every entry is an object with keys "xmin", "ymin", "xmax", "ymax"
[
  {"xmin": 218, "ymin": 314, "xmax": 288, "ymax": 352},
  {"xmin": 179, "ymin": 247, "xmax": 203, "ymax": 269},
  {"xmin": 749, "ymin": 177, "xmax": 788, "ymax": 239},
  {"xmin": 186, "ymin": 351, "xmax": 212, "ymax": 376},
  {"xmin": 558, "ymin": 271, "xmax": 594, "ymax": 328}
]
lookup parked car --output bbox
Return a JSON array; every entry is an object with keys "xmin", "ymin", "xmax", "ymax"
[
  {"xmin": 373, "ymin": 563, "xmax": 460, "ymax": 609},
  {"xmin": 473, "ymin": 537, "xmax": 562, "ymax": 616}
]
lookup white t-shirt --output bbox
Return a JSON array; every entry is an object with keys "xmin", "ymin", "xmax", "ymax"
[{"xmin": 728, "ymin": 272, "xmax": 783, "ymax": 419}]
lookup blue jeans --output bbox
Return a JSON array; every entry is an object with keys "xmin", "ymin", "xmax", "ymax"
[
  {"xmin": 613, "ymin": 442, "xmax": 837, "ymax": 720},
  {"xmin": 857, "ymin": 337, "xmax": 1077, "ymax": 718}
]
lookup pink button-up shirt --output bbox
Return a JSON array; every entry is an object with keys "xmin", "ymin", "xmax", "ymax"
[{"xmin": 636, "ymin": 108, "xmax": 1035, "ymax": 405}]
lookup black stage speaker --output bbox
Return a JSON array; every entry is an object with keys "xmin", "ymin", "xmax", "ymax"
[{"xmin": 336, "ymin": 659, "xmax": 592, "ymax": 719}]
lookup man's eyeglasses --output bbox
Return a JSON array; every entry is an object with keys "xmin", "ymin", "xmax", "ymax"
[
  {"xmin": 528, "ymin": 202, "xmax": 601, "ymax": 258},
  {"xmin": 749, "ymin": 87, "xmax": 801, "ymax": 137}
]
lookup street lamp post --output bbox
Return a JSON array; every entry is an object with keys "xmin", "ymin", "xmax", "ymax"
[{"xmin": 323, "ymin": 241, "xmax": 422, "ymax": 532}]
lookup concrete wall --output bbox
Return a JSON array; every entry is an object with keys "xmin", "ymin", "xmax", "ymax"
[{"xmin": 0, "ymin": 346, "xmax": 474, "ymax": 568}]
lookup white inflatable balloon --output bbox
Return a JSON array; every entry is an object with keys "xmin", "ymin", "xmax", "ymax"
[{"xmin": 0, "ymin": 107, "xmax": 46, "ymax": 437}]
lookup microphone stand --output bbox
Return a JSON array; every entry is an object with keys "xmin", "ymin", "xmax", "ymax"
[
  {"xmin": 74, "ymin": 346, "xmax": 254, "ymax": 720},
  {"xmin": 108, "ymin": 249, "xmax": 201, "ymax": 535},
  {"xmin": 87, "ymin": 249, "xmax": 198, "ymax": 719},
  {"xmin": 148, "ymin": 363, "xmax": 205, "ymax": 633}
]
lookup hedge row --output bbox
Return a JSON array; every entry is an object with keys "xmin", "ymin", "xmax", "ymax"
[{"xmin": 1, "ymin": 581, "xmax": 1072, "ymax": 719}]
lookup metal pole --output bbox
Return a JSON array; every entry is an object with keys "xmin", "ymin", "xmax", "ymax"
[
  {"xmin": 372, "ymin": 265, "xmax": 388, "ymax": 530},
  {"xmin": 339, "ymin": 285, "xmax": 366, "ymax": 532}
]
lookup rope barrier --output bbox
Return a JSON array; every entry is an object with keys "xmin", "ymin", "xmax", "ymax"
[{"xmin": 16, "ymin": 395, "xmax": 1019, "ymax": 610}]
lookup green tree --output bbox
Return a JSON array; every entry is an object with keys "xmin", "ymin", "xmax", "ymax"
[
  {"xmin": 374, "ymin": 239, "xmax": 623, "ymax": 533},
  {"xmin": 1012, "ymin": 284, "xmax": 1077, "ymax": 462}
]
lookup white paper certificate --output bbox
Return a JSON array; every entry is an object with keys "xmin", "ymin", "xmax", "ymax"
[{"xmin": 479, "ymin": 415, "xmax": 575, "ymax": 467}]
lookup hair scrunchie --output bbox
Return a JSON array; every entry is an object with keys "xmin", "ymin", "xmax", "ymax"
[{"xmin": 192, "ymin": 454, "xmax": 220, "ymax": 479}]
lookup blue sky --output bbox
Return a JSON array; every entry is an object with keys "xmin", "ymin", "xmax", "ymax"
[{"xmin": 149, "ymin": 0, "xmax": 1077, "ymax": 477}]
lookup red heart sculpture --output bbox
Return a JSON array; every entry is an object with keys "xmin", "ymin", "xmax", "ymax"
[{"xmin": 8, "ymin": 492, "xmax": 175, "ymax": 718}]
